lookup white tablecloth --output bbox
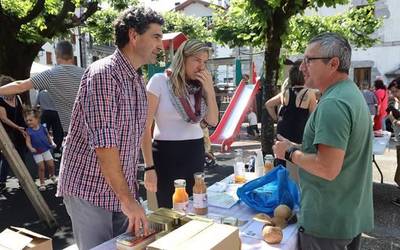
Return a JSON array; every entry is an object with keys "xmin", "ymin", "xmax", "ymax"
[
  {"xmin": 92, "ymin": 173, "xmax": 298, "ymax": 250},
  {"xmin": 372, "ymin": 131, "xmax": 391, "ymax": 155}
]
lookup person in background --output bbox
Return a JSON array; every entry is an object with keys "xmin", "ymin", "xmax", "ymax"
[
  {"xmin": 266, "ymin": 62, "xmax": 317, "ymax": 145},
  {"xmin": 266, "ymin": 62, "xmax": 317, "ymax": 177},
  {"xmin": 274, "ymin": 32, "xmax": 373, "ymax": 250},
  {"xmin": 246, "ymin": 106, "xmax": 259, "ymax": 137},
  {"xmin": 36, "ymin": 90, "xmax": 64, "ymax": 158},
  {"xmin": 0, "ymin": 75, "xmax": 27, "ymax": 192},
  {"xmin": 23, "ymin": 109, "xmax": 57, "ymax": 191},
  {"xmin": 242, "ymin": 73, "xmax": 250, "ymax": 84},
  {"xmin": 56, "ymin": 8, "xmax": 164, "ymax": 249},
  {"xmin": 0, "ymin": 41, "xmax": 84, "ymax": 133},
  {"xmin": 361, "ymin": 81, "xmax": 378, "ymax": 122},
  {"xmin": 386, "ymin": 77, "xmax": 400, "ymax": 208},
  {"xmin": 142, "ymin": 40, "xmax": 218, "ymax": 208},
  {"xmin": 373, "ymin": 79, "xmax": 388, "ymax": 131}
]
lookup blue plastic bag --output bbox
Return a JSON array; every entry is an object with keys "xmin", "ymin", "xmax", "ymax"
[{"xmin": 236, "ymin": 165, "xmax": 300, "ymax": 215}]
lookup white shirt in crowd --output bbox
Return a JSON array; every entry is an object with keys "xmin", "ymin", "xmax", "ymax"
[{"xmin": 247, "ymin": 111, "xmax": 258, "ymax": 126}]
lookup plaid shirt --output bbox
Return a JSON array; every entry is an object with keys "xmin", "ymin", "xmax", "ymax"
[{"xmin": 56, "ymin": 49, "xmax": 148, "ymax": 211}]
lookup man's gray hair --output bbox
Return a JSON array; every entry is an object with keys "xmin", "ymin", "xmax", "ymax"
[{"xmin": 309, "ymin": 32, "xmax": 351, "ymax": 74}]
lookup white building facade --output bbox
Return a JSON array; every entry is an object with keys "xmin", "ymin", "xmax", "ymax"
[{"xmin": 307, "ymin": 0, "xmax": 400, "ymax": 85}]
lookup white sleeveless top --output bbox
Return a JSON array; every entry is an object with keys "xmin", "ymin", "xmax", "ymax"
[{"xmin": 147, "ymin": 73, "xmax": 203, "ymax": 141}]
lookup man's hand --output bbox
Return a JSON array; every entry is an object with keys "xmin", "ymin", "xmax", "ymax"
[
  {"xmin": 121, "ymin": 199, "xmax": 149, "ymax": 236},
  {"xmin": 144, "ymin": 169, "xmax": 157, "ymax": 192},
  {"xmin": 272, "ymin": 134, "xmax": 294, "ymax": 160}
]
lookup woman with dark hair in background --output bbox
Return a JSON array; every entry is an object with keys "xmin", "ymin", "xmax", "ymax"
[
  {"xmin": 0, "ymin": 75, "xmax": 27, "ymax": 192},
  {"xmin": 373, "ymin": 79, "xmax": 388, "ymax": 131},
  {"xmin": 265, "ymin": 62, "xmax": 317, "ymax": 181}
]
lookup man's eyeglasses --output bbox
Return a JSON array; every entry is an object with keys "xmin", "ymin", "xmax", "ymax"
[{"xmin": 303, "ymin": 56, "xmax": 333, "ymax": 65}]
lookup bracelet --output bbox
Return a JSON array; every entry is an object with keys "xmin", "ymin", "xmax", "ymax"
[
  {"xmin": 144, "ymin": 165, "xmax": 155, "ymax": 172},
  {"xmin": 284, "ymin": 147, "xmax": 300, "ymax": 163}
]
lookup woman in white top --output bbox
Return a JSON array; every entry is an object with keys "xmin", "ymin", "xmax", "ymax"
[{"xmin": 141, "ymin": 40, "xmax": 218, "ymax": 208}]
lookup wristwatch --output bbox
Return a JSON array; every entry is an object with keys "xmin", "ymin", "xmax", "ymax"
[{"xmin": 284, "ymin": 147, "xmax": 300, "ymax": 163}]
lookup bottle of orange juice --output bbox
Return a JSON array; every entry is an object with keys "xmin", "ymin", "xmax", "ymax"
[
  {"xmin": 193, "ymin": 172, "xmax": 208, "ymax": 215},
  {"xmin": 172, "ymin": 179, "xmax": 189, "ymax": 213}
]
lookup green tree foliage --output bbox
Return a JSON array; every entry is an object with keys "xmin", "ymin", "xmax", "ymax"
[
  {"xmin": 162, "ymin": 11, "xmax": 211, "ymax": 41},
  {"xmin": 85, "ymin": 9, "xmax": 211, "ymax": 46},
  {"xmin": 0, "ymin": 0, "xmax": 100, "ymax": 80},
  {"xmin": 212, "ymin": 0, "xmax": 381, "ymax": 154},
  {"xmin": 285, "ymin": 5, "xmax": 382, "ymax": 55}
]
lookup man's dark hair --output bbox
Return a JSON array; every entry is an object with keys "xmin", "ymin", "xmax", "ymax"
[
  {"xmin": 55, "ymin": 41, "xmax": 74, "ymax": 60},
  {"xmin": 114, "ymin": 7, "xmax": 164, "ymax": 49}
]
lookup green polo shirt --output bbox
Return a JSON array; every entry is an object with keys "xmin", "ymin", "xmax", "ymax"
[{"xmin": 299, "ymin": 79, "xmax": 374, "ymax": 239}]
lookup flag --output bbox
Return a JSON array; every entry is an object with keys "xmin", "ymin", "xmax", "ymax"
[
  {"xmin": 235, "ymin": 59, "xmax": 242, "ymax": 86},
  {"xmin": 252, "ymin": 62, "xmax": 257, "ymax": 84}
]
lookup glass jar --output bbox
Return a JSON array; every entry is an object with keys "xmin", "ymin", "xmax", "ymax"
[
  {"xmin": 193, "ymin": 172, "xmax": 208, "ymax": 215},
  {"xmin": 172, "ymin": 179, "xmax": 189, "ymax": 213},
  {"xmin": 264, "ymin": 154, "xmax": 274, "ymax": 174},
  {"xmin": 234, "ymin": 149, "xmax": 246, "ymax": 183}
]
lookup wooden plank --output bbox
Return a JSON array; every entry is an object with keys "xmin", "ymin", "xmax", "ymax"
[{"xmin": 0, "ymin": 123, "xmax": 57, "ymax": 228}]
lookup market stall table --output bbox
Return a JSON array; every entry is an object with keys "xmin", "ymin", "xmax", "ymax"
[{"xmin": 92, "ymin": 173, "xmax": 298, "ymax": 250}]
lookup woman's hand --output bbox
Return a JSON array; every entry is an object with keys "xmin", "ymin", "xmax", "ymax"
[
  {"xmin": 195, "ymin": 70, "xmax": 214, "ymax": 95},
  {"xmin": 144, "ymin": 169, "xmax": 157, "ymax": 193}
]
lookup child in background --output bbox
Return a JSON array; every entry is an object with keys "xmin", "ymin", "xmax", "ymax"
[
  {"xmin": 246, "ymin": 106, "xmax": 259, "ymax": 137},
  {"xmin": 23, "ymin": 109, "xmax": 57, "ymax": 191}
]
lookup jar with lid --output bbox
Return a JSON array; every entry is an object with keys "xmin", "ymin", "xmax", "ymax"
[
  {"xmin": 172, "ymin": 179, "xmax": 189, "ymax": 213},
  {"xmin": 193, "ymin": 172, "xmax": 208, "ymax": 215},
  {"xmin": 264, "ymin": 154, "xmax": 274, "ymax": 174}
]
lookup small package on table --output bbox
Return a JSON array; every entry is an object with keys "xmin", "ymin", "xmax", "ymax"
[{"xmin": 0, "ymin": 226, "xmax": 52, "ymax": 250}]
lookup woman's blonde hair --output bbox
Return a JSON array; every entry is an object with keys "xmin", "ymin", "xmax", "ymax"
[{"xmin": 169, "ymin": 40, "xmax": 211, "ymax": 97}]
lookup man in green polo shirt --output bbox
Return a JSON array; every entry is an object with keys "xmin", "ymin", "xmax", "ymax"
[{"xmin": 273, "ymin": 32, "xmax": 374, "ymax": 249}]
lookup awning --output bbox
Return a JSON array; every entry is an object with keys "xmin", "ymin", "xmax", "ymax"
[
  {"xmin": 385, "ymin": 67, "xmax": 400, "ymax": 77},
  {"xmin": 162, "ymin": 32, "xmax": 188, "ymax": 51}
]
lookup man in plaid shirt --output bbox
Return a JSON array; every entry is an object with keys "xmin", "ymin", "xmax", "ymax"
[{"xmin": 56, "ymin": 8, "xmax": 164, "ymax": 249}]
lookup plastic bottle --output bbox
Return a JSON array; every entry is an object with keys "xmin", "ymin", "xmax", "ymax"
[
  {"xmin": 172, "ymin": 179, "xmax": 189, "ymax": 213},
  {"xmin": 193, "ymin": 172, "xmax": 208, "ymax": 215},
  {"xmin": 254, "ymin": 149, "xmax": 265, "ymax": 177}
]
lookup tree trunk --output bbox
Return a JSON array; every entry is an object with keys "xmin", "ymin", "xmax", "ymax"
[
  {"xmin": 260, "ymin": 12, "xmax": 287, "ymax": 155},
  {"xmin": 0, "ymin": 36, "xmax": 43, "ymax": 103}
]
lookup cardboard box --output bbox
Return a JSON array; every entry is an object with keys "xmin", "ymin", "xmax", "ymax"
[
  {"xmin": 147, "ymin": 220, "xmax": 240, "ymax": 250},
  {"xmin": 0, "ymin": 226, "xmax": 52, "ymax": 250}
]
